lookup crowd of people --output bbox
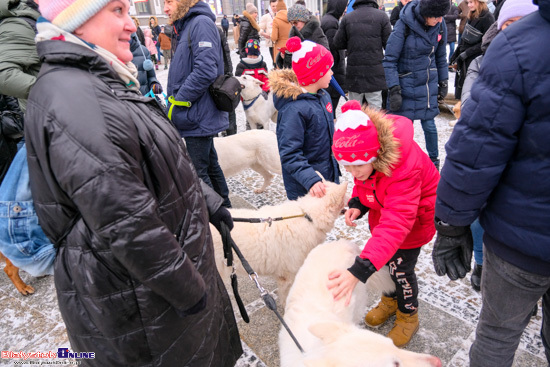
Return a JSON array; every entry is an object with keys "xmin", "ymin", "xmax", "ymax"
[{"xmin": 0, "ymin": 0, "xmax": 548, "ymax": 366}]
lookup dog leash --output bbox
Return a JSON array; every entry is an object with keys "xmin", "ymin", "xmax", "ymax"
[
  {"xmin": 232, "ymin": 212, "xmax": 312, "ymax": 227},
  {"xmin": 219, "ymin": 222, "xmax": 305, "ymax": 353}
]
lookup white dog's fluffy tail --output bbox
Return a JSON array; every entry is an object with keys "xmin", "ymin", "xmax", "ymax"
[{"xmin": 367, "ymin": 266, "xmax": 395, "ymax": 296}]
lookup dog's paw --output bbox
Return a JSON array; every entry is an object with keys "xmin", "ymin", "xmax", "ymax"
[
  {"xmin": 17, "ymin": 284, "xmax": 35, "ymax": 296},
  {"xmin": 254, "ymin": 187, "xmax": 265, "ymax": 194}
]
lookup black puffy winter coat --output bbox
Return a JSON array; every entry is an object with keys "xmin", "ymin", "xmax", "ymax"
[
  {"xmin": 321, "ymin": 0, "xmax": 347, "ymax": 98},
  {"xmin": 25, "ymin": 40, "xmax": 242, "ymax": 367},
  {"xmin": 333, "ymin": 0, "xmax": 392, "ymax": 93},
  {"xmin": 238, "ymin": 10, "xmax": 260, "ymax": 58},
  {"xmin": 0, "ymin": 94, "xmax": 23, "ymax": 184}
]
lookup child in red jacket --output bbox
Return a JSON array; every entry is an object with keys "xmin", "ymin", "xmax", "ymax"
[
  {"xmin": 327, "ymin": 100, "xmax": 440, "ymax": 347},
  {"xmin": 235, "ymin": 39, "xmax": 270, "ymax": 92}
]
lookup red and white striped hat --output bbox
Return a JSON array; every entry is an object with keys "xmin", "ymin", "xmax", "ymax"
[{"xmin": 332, "ymin": 100, "xmax": 380, "ymax": 165}]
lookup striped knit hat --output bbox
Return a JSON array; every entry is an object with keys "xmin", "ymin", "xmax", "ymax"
[
  {"xmin": 39, "ymin": 0, "xmax": 111, "ymax": 33},
  {"xmin": 332, "ymin": 100, "xmax": 380, "ymax": 165}
]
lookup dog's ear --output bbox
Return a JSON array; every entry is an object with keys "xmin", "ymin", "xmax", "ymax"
[
  {"xmin": 308, "ymin": 321, "xmax": 349, "ymax": 344},
  {"xmin": 327, "ymin": 181, "xmax": 348, "ymax": 208},
  {"xmin": 253, "ymin": 78, "xmax": 265, "ymax": 86}
]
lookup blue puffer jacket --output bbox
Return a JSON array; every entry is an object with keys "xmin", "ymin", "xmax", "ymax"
[
  {"xmin": 130, "ymin": 33, "xmax": 159, "ymax": 96},
  {"xmin": 167, "ymin": 1, "xmax": 228, "ymax": 137},
  {"xmin": 383, "ymin": 0, "xmax": 448, "ymax": 121},
  {"xmin": 436, "ymin": 6, "xmax": 550, "ymax": 276},
  {"xmin": 270, "ymin": 69, "xmax": 340, "ymax": 200}
]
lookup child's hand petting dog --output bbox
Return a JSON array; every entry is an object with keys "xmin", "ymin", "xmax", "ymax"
[
  {"xmin": 327, "ymin": 269, "xmax": 359, "ymax": 306},
  {"xmin": 345, "ymin": 208, "xmax": 362, "ymax": 227},
  {"xmin": 309, "ymin": 181, "xmax": 327, "ymax": 198}
]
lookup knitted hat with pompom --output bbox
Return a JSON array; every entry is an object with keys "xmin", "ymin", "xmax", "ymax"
[
  {"xmin": 332, "ymin": 100, "xmax": 381, "ymax": 165},
  {"xmin": 285, "ymin": 36, "xmax": 333, "ymax": 86}
]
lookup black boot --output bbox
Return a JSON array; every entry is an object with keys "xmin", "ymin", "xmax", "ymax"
[{"xmin": 471, "ymin": 263, "xmax": 482, "ymax": 291}]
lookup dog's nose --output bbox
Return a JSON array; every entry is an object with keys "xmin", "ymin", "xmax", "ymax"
[{"xmin": 427, "ymin": 356, "xmax": 442, "ymax": 367}]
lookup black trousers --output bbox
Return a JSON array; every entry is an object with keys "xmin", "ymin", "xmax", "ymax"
[{"xmin": 383, "ymin": 247, "xmax": 421, "ymax": 314}]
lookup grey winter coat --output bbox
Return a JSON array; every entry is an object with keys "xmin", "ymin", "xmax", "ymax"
[{"xmin": 25, "ymin": 39, "xmax": 242, "ymax": 367}]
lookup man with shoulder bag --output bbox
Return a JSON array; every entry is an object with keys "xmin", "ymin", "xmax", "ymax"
[{"xmin": 165, "ymin": 0, "xmax": 232, "ymax": 208}]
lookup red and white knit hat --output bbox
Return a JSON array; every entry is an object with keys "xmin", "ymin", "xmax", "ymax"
[
  {"xmin": 332, "ymin": 100, "xmax": 380, "ymax": 165},
  {"xmin": 285, "ymin": 36, "xmax": 333, "ymax": 87}
]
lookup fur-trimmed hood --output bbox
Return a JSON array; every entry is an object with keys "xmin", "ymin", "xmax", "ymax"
[
  {"xmin": 242, "ymin": 10, "xmax": 261, "ymax": 31},
  {"xmin": 269, "ymin": 69, "xmax": 304, "ymax": 100},
  {"xmin": 170, "ymin": 0, "xmax": 202, "ymax": 22},
  {"xmin": 149, "ymin": 16, "xmax": 159, "ymax": 27},
  {"xmin": 360, "ymin": 107, "xmax": 402, "ymax": 177}
]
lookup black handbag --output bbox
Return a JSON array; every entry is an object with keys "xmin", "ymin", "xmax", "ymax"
[
  {"xmin": 186, "ymin": 29, "xmax": 242, "ymax": 112},
  {"xmin": 462, "ymin": 23, "xmax": 483, "ymax": 45},
  {"xmin": 208, "ymin": 74, "xmax": 242, "ymax": 112}
]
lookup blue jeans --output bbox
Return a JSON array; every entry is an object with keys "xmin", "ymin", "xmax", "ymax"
[
  {"xmin": 448, "ymin": 42, "xmax": 455, "ymax": 64},
  {"xmin": 471, "ymin": 217, "xmax": 484, "ymax": 265},
  {"xmin": 0, "ymin": 145, "xmax": 55, "ymax": 276},
  {"xmin": 420, "ymin": 119, "xmax": 438, "ymax": 159},
  {"xmin": 470, "ymin": 246, "xmax": 550, "ymax": 367},
  {"xmin": 184, "ymin": 136, "xmax": 231, "ymax": 208}
]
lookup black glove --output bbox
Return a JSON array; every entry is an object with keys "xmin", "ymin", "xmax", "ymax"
[
  {"xmin": 388, "ymin": 85, "xmax": 402, "ymax": 112},
  {"xmin": 347, "ymin": 256, "xmax": 377, "ymax": 283},
  {"xmin": 348, "ymin": 197, "xmax": 369, "ymax": 220},
  {"xmin": 438, "ymin": 80, "xmax": 448, "ymax": 101},
  {"xmin": 151, "ymin": 82, "xmax": 163, "ymax": 95},
  {"xmin": 432, "ymin": 218, "xmax": 473, "ymax": 281},
  {"xmin": 210, "ymin": 205, "xmax": 234, "ymax": 234}
]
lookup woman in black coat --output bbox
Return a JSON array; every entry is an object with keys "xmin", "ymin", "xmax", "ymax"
[
  {"xmin": 239, "ymin": 4, "xmax": 261, "ymax": 58},
  {"xmin": 450, "ymin": 0, "xmax": 494, "ymax": 98},
  {"xmin": 280, "ymin": 4, "xmax": 329, "ymax": 68},
  {"xmin": 321, "ymin": 0, "xmax": 348, "ymax": 116},
  {"xmin": 25, "ymin": 1, "xmax": 242, "ymax": 366}
]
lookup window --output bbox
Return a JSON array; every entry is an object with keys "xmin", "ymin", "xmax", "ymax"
[{"xmin": 134, "ymin": 0, "xmax": 153, "ymax": 15}]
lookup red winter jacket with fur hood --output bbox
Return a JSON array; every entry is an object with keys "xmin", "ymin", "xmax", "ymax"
[{"xmin": 352, "ymin": 109, "xmax": 439, "ymax": 270}]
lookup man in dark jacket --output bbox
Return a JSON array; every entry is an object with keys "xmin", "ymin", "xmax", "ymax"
[
  {"xmin": 432, "ymin": 1, "xmax": 550, "ymax": 365},
  {"xmin": 166, "ymin": 0, "xmax": 232, "ymax": 208},
  {"xmin": 0, "ymin": 0, "xmax": 40, "ymax": 113},
  {"xmin": 221, "ymin": 14, "xmax": 230, "ymax": 38},
  {"xmin": 321, "ymin": 0, "xmax": 347, "ymax": 117},
  {"xmin": 390, "ymin": 0, "xmax": 411, "ymax": 26},
  {"xmin": 333, "ymin": 0, "xmax": 391, "ymax": 109}
]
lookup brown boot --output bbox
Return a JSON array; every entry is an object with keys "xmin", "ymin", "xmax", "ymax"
[
  {"xmin": 364, "ymin": 295, "xmax": 397, "ymax": 328},
  {"xmin": 387, "ymin": 309, "xmax": 419, "ymax": 348}
]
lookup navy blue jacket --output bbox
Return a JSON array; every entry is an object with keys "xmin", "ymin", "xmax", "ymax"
[
  {"xmin": 436, "ymin": 6, "xmax": 550, "ymax": 276},
  {"xmin": 383, "ymin": 0, "xmax": 448, "ymax": 121},
  {"xmin": 130, "ymin": 33, "xmax": 159, "ymax": 96},
  {"xmin": 270, "ymin": 70, "xmax": 340, "ymax": 200},
  {"xmin": 167, "ymin": 1, "xmax": 228, "ymax": 137}
]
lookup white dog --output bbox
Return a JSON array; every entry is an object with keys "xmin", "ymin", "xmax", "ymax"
[
  {"xmin": 236, "ymin": 75, "xmax": 278, "ymax": 129},
  {"xmin": 214, "ymin": 130, "xmax": 282, "ymax": 193},
  {"xmin": 211, "ymin": 180, "xmax": 348, "ymax": 303},
  {"xmin": 280, "ymin": 240, "xmax": 442, "ymax": 367}
]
